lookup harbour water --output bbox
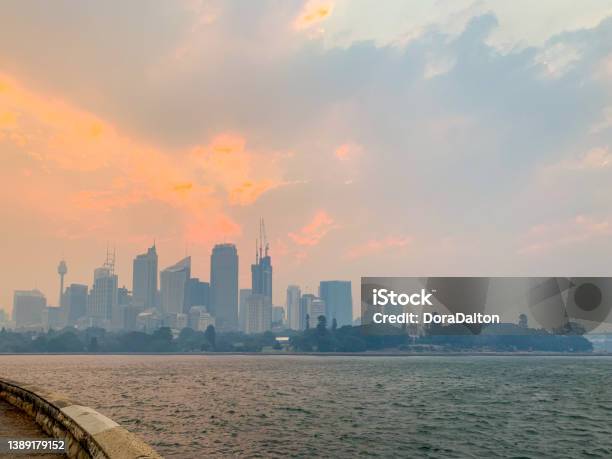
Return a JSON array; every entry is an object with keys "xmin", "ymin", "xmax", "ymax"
[{"xmin": 1, "ymin": 355, "xmax": 610, "ymax": 458}]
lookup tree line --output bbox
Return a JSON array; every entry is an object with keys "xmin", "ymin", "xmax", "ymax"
[{"xmin": 0, "ymin": 317, "xmax": 594, "ymax": 353}]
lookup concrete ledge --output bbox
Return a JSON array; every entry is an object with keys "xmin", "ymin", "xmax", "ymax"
[{"xmin": 0, "ymin": 378, "xmax": 161, "ymax": 459}]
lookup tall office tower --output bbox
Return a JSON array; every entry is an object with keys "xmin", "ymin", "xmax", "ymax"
[
  {"xmin": 185, "ymin": 278, "xmax": 210, "ymax": 312},
  {"xmin": 310, "ymin": 297, "xmax": 327, "ymax": 328},
  {"xmin": 319, "ymin": 280, "xmax": 353, "ymax": 327},
  {"xmin": 244, "ymin": 293, "xmax": 271, "ymax": 334},
  {"xmin": 244, "ymin": 218, "xmax": 273, "ymax": 334},
  {"xmin": 64, "ymin": 284, "xmax": 88, "ymax": 325},
  {"xmin": 210, "ymin": 244, "xmax": 239, "ymax": 331},
  {"xmin": 42, "ymin": 306, "xmax": 64, "ymax": 330},
  {"xmin": 286, "ymin": 285, "xmax": 302, "ymax": 330},
  {"xmin": 239, "ymin": 288, "xmax": 252, "ymax": 332},
  {"xmin": 13, "ymin": 289, "xmax": 46, "ymax": 328},
  {"xmin": 111, "ymin": 286, "xmax": 132, "ymax": 330},
  {"xmin": 272, "ymin": 306, "xmax": 285, "ymax": 327},
  {"xmin": 57, "ymin": 259, "xmax": 67, "ymax": 307},
  {"xmin": 132, "ymin": 244, "xmax": 158, "ymax": 309},
  {"xmin": 88, "ymin": 255, "xmax": 119, "ymax": 323},
  {"xmin": 160, "ymin": 257, "xmax": 191, "ymax": 315},
  {"xmin": 251, "ymin": 218, "xmax": 273, "ymax": 302},
  {"xmin": 300, "ymin": 294, "xmax": 326, "ymax": 329}
]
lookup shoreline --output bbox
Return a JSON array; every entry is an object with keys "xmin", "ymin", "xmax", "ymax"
[{"xmin": 0, "ymin": 351, "xmax": 610, "ymax": 357}]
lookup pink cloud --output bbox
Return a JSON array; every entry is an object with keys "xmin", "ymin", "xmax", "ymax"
[
  {"xmin": 346, "ymin": 236, "xmax": 412, "ymax": 259},
  {"xmin": 519, "ymin": 215, "xmax": 612, "ymax": 254},
  {"xmin": 288, "ymin": 211, "xmax": 336, "ymax": 246},
  {"xmin": 546, "ymin": 147, "xmax": 612, "ymax": 172}
]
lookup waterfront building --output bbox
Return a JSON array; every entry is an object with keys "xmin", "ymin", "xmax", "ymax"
[
  {"xmin": 160, "ymin": 257, "xmax": 191, "ymax": 315},
  {"xmin": 13, "ymin": 289, "xmax": 46, "ymax": 329},
  {"xmin": 242, "ymin": 219, "xmax": 274, "ymax": 334},
  {"xmin": 185, "ymin": 278, "xmax": 209, "ymax": 313},
  {"xmin": 244, "ymin": 293, "xmax": 271, "ymax": 334},
  {"xmin": 165, "ymin": 312, "xmax": 188, "ymax": 331},
  {"xmin": 319, "ymin": 280, "xmax": 353, "ymax": 327},
  {"xmin": 64, "ymin": 284, "xmax": 88, "ymax": 325},
  {"xmin": 188, "ymin": 306, "xmax": 215, "ymax": 331},
  {"xmin": 132, "ymin": 244, "xmax": 158, "ymax": 310},
  {"xmin": 239, "ymin": 288, "xmax": 252, "ymax": 332},
  {"xmin": 210, "ymin": 244, "xmax": 239, "ymax": 331},
  {"xmin": 272, "ymin": 306, "xmax": 285, "ymax": 327},
  {"xmin": 300, "ymin": 294, "xmax": 326, "ymax": 329},
  {"xmin": 88, "ymin": 266, "xmax": 118, "ymax": 324},
  {"xmin": 136, "ymin": 310, "xmax": 162, "ymax": 333},
  {"xmin": 87, "ymin": 250, "xmax": 118, "ymax": 328},
  {"xmin": 42, "ymin": 306, "xmax": 64, "ymax": 330},
  {"xmin": 286, "ymin": 285, "xmax": 302, "ymax": 330}
]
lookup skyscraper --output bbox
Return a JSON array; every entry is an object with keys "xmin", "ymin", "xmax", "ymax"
[
  {"xmin": 132, "ymin": 244, "xmax": 158, "ymax": 310},
  {"xmin": 286, "ymin": 285, "xmax": 302, "ymax": 330},
  {"xmin": 245, "ymin": 219, "xmax": 273, "ymax": 333},
  {"xmin": 319, "ymin": 280, "xmax": 353, "ymax": 327},
  {"xmin": 88, "ymin": 250, "xmax": 118, "ymax": 326},
  {"xmin": 244, "ymin": 293, "xmax": 271, "ymax": 334},
  {"xmin": 301, "ymin": 293, "xmax": 326, "ymax": 329},
  {"xmin": 185, "ymin": 278, "xmax": 210, "ymax": 313},
  {"xmin": 13, "ymin": 289, "xmax": 46, "ymax": 328},
  {"xmin": 160, "ymin": 256, "xmax": 191, "ymax": 315},
  {"xmin": 88, "ymin": 266, "xmax": 118, "ymax": 322},
  {"xmin": 210, "ymin": 244, "xmax": 239, "ymax": 331},
  {"xmin": 239, "ymin": 288, "xmax": 252, "ymax": 332},
  {"xmin": 64, "ymin": 283, "xmax": 88, "ymax": 325},
  {"xmin": 251, "ymin": 219, "xmax": 272, "ymax": 302},
  {"xmin": 272, "ymin": 306, "xmax": 285, "ymax": 327}
]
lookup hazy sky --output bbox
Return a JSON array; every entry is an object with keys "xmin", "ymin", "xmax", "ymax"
[{"xmin": 2, "ymin": 1, "xmax": 612, "ymax": 319}]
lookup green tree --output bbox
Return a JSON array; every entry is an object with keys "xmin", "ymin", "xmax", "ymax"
[
  {"xmin": 47, "ymin": 332, "xmax": 84, "ymax": 352},
  {"xmin": 88, "ymin": 337, "xmax": 99, "ymax": 352},
  {"xmin": 316, "ymin": 315, "xmax": 327, "ymax": 334},
  {"xmin": 151, "ymin": 327, "xmax": 174, "ymax": 352},
  {"xmin": 331, "ymin": 318, "xmax": 338, "ymax": 332},
  {"xmin": 204, "ymin": 325, "xmax": 216, "ymax": 350}
]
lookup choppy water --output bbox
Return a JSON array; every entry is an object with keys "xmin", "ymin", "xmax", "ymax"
[{"xmin": 0, "ymin": 355, "xmax": 610, "ymax": 458}]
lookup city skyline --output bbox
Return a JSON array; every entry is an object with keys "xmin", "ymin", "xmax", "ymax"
[
  {"xmin": 2, "ymin": 1, "xmax": 612, "ymax": 318},
  {"xmin": 5, "ymin": 230, "xmax": 354, "ymax": 334},
  {"xmin": 1, "ymin": 232, "xmax": 354, "ymax": 320}
]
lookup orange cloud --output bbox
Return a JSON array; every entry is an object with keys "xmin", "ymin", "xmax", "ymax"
[
  {"xmin": 0, "ymin": 72, "xmax": 282, "ymax": 245},
  {"xmin": 210, "ymin": 132, "xmax": 246, "ymax": 154},
  {"xmin": 335, "ymin": 144, "xmax": 350, "ymax": 160},
  {"xmin": 229, "ymin": 180, "xmax": 278, "ymax": 206},
  {"xmin": 294, "ymin": 0, "xmax": 334, "ymax": 30},
  {"xmin": 346, "ymin": 236, "xmax": 412, "ymax": 259},
  {"xmin": 191, "ymin": 132, "xmax": 284, "ymax": 206},
  {"xmin": 334, "ymin": 142, "xmax": 362, "ymax": 160},
  {"xmin": 288, "ymin": 211, "xmax": 336, "ymax": 246},
  {"xmin": 173, "ymin": 182, "xmax": 194, "ymax": 192}
]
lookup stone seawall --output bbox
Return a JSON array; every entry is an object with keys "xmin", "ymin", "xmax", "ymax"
[{"xmin": 0, "ymin": 378, "xmax": 161, "ymax": 459}]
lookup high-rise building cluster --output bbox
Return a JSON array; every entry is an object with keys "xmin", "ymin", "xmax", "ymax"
[
  {"xmin": 6, "ymin": 219, "xmax": 353, "ymax": 334},
  {"xmin": 285, "ymin": 281, "xmax": 353, "ymax": 331}
]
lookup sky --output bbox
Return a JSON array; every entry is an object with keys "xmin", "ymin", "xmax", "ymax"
[{"xmin": 1, "ymin": 0, "xmax": 612, "ymax": 322}]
